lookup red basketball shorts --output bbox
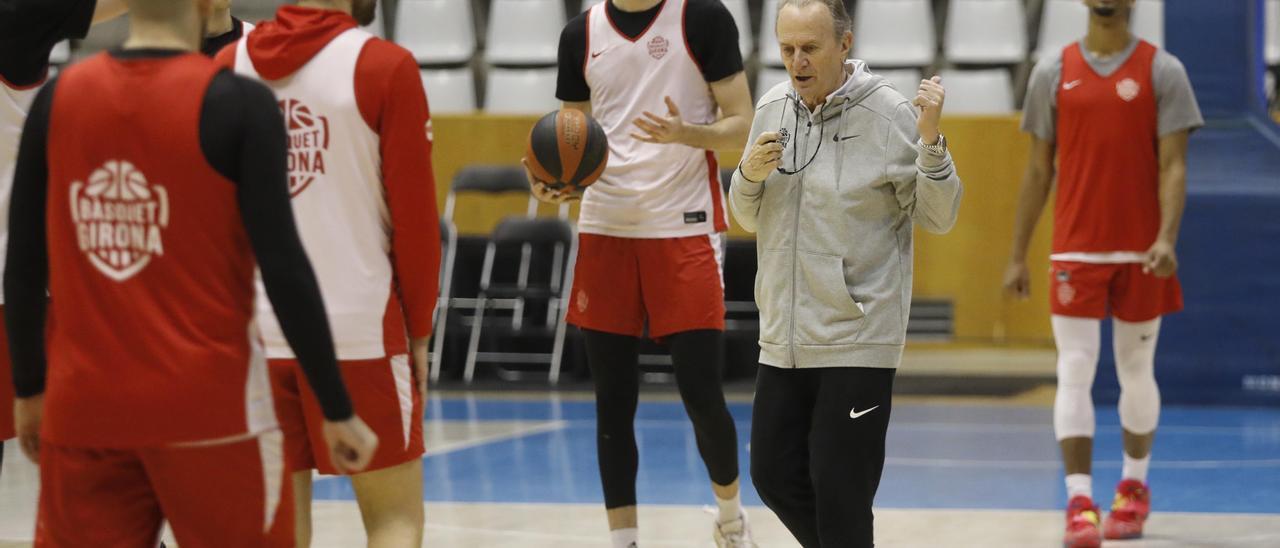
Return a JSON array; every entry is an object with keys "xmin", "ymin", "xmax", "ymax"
[
  {"xmin": 35, "ymin": 432, "xmax": 292, "ymax": 547},
  {"xmin": 567, "ymin": 233, "xmax": 726, "ymax": 338},
  {"xmin": 0, "ymin": 306, "xmax": 12, "ymax": 440},
  {"xmin": 269, "ymin": 355, "xmax": 424, "ymax": 475},
  {"xmin": 1049, "ymin": 261, "xmax": 1183, "ymax": 322}
]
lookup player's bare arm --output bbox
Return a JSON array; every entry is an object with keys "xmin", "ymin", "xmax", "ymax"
[
  {"xmin": 1004, "ymin": 136, "xmax": 1058, "ymax": 299},
  {"xmin": 13, "ymin": 396, "xmax": 41, "ymax": 461},
  {"xmin": 525, "ymin": 99, "xmax": 592, "ymax": 204},
  {"xmin": 629, "ymin": 71, "xmax": 752, "ymax": 151},
  {"xmin": 1146, "ymin": 130, "xmax": 1190, "ymax": 278}
]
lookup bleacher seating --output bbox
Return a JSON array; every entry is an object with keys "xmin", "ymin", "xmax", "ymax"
[
  {"xmin": 50, "ymin": 0, "xmax": 1254, "ymax": 115},
  {"xmin": 723, "ymin": 0, "xmax": 754, "ymax": 60},
  {"xmin": 397, "ymin": 0, "xmax": 476, "ymax": 65},
  {"xmin": 759, "ymin": 0, "xmax": 784, "ymax": 67},
  {"xmin": 1035, "ymin": 0, "xmax": 1090, "ymax": 60},
  {"xmin": 854, "ymin": 0, "xmax": 937, "ymax": 68},
  {"xmin": 484, "ymin": 0, "xmax": 564, "ymax": 66},
  {"xmin": 945, "ymin": 0, "xmax": 1027, "ymax": 65},
  {"xmin": 421, "ymin": 68, "xmax": 478, "ymax": 113},
  {"xmin": 484, "ymin": 67, "xmax": 560, "ymax": 114},
  {"xmin": 875, "ymin": 68, "xmax": 924, "ymax": 98},
  {"xmin": 938, "ymin": 68, "xmax": 1015, "ymax": 114}
]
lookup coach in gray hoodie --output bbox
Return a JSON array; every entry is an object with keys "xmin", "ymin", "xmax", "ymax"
[{"xmin": 730, "ymin": 1, "xmax": 961, "ymax": 546}]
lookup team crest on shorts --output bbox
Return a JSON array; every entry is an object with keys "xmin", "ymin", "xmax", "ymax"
[
  {"xmin": 1056, "ymin": 270, "xmax": 1071, "ymax": 282},
  {"xmin": 70, "ymin": 160, "xmax": 169, "ymax": 282},
  {"xmin": 648, "ymin": 36, "xmax": 669, "ymax": 60},
  {"xmin": 280, "ymin": 98, "xmax": 330, "ymax": 197},
  {"xmin": 1057, "ymin": 282, "xmax": 1076, "ymax": 306},
  {"xmin": 577, "ymin": 289, "xmax": 589, "ymax": 313},
  {"xmin": 1116, "ymin": 78, "xmax": 1141, "ymax": 102}
]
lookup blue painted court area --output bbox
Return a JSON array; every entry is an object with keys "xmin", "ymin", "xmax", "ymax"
[{"xmin": 312, "ymin": 397, "xmax": 1280, "ymax": 515}]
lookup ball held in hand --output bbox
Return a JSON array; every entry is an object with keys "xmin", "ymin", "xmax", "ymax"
[{"xmin": 525, "ymin": 109, "xmax": 609, "ymax": 193}]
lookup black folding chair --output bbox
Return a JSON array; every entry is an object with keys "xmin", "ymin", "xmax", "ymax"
[
  {"xmin": 462, "ymin": 216, "xmax": 577, "ymax": 384},
  {"xmin": 429, "ymin": 218, "xmax": 458, "ymax": 382}
]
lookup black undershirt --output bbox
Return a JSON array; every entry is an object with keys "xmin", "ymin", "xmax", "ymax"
[
  {"xmin": 6, "ymin": 49, "xmax": 354, "ymax": 421},
  {"xmin": 0, "ymin": 0, "xmax": 96, "ymax": 86},
  {"xmin": 556, "ymin": 0, "xmax": 744, "ymax": 102},
  {"xmin": 201, "ymin": 17, "xmax": 247, "ymax": 58}
]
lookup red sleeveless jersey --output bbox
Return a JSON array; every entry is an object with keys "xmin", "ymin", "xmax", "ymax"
[
  {"xmin": 1054, "ymin": 40, "xmax": 1160, "ymax": 254},
  {"xmin": 44, "ymin": 53, "xmax": 274, "ymax": 447}
]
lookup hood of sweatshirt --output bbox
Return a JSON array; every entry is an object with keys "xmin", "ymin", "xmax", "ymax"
[
  {"xmin": 789, "ymin": 60, "xmax": 893, "ymax": 125},
  {"xmin": 245, "ymin": 6, "xmax": 358, "ymax": 80}
]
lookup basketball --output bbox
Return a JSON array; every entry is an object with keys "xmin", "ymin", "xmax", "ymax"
[{"xmin": 524, "ymin": 109, "xmax": 609, "ymax": 193}]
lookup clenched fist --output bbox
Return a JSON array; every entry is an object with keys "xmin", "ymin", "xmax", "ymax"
[
  {"xmin": 740, "ymin": 131, "xmax": 784, "ymax": 183},
  {"xmin": 913, "ymin": 76, "xmax": 946, "ymax": 145}
]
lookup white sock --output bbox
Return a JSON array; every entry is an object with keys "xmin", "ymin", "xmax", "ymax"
[
  {"xmin": 1123, "ymin": 453, "xmax": 1151, "ymax": 483},
  {"xmin": 716, "ymin": 491, "xmax": 742, "ymax": 524},
  {"xmin": 1066, "ymin": 473, "xmax": 1093, "ymax": 500},
  {"xmin": 610, "ymin": 528, "xmax": 638, "ymax": 548}
]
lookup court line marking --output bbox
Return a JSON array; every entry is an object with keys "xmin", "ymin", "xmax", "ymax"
[
  {"xmin": 407, "ymin": 420, "xmax": 1280, "ymax": 469},
  {"xmin": 424, "ymin": 420, "xmax": 568, "ymax": 457},
  {"xmin": 421, "ymin": 522, "xmax": 693, "ymax": 545},
  {"xmin": 603, "ymin": 419, "xmax": 1276, "ymax": 435},
  {"xmin": 312, "ymin": 420, "xmax": 568, "ymax": 480}
]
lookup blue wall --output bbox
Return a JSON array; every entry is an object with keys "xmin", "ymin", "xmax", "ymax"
[{"xmin": 1092, "ymin": 0, "xmax": 1280, "ymax": 406}]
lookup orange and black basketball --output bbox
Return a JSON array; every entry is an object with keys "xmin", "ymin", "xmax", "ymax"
[{"xmin": 525, "ymin": 109, "xmax": 609, "ymax": 193}]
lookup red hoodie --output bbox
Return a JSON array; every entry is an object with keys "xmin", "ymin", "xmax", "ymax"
[{"xmin": 216, "ymin": 6, "xmax": 441, "ymax": 345}]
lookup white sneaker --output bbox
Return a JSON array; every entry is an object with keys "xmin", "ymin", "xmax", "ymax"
[{"xmin": 713, "ymin": 511, "xmax": 757, "ymax": 548}]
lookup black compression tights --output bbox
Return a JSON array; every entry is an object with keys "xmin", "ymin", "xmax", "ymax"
[{"xmin": 583, "ymin": 328, "xmax": 739, "ymax": 509}]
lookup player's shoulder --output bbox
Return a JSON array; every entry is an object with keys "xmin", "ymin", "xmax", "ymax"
[
  {"xmin": 1030, "ymin": 49, "xmax": 1065, "ymax": 79},
  {"xmin": 361, "ymin": 36, "xmax": 416, "ymax": 67},
  {"xmin": 208, "ymin": 69, "xmax": 278, "ymax": 109},
  {"xmin": 356, "ymin": 36, "xmax": 420, "ymax": 82},
  {"xmin": 1151, "ymin": 46, "xmax": 1189, "ymax": 76},
  {"xmin": 563, "ymin": 8, "xmax": 589, "ymax": 39}
]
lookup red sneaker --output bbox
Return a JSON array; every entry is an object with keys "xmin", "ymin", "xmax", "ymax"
[
  {"xmin": 1104, "ymin": 479, "xmax": 1151, "ymax": 540},
  {"xmin": 1064, "ymin": 495, "xmax": 1103, "ymax": 548}
]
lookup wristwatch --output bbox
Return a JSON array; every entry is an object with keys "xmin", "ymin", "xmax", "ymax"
[{"xmin": 920, "ymin": 133, "xmax": 947, "ymax": 155}]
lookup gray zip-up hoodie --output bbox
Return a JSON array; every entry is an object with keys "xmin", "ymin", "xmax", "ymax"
[{"xmin": 730, "ymin": 60, "xmax": 962, "ymax": 370}]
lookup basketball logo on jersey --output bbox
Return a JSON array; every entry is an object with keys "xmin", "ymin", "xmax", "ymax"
[
  {"xmin": 69, "ymin": 160, "xmax": 169, "ymax": 282},
  {"xmin": 1116, "ymin": 78, "xmax": 1141, "ymax": 102},
  {"xmin": 280, "ymin": 98, "xmax": 330, "ymax": 197},
  {"xmin": 648, "ymin": 36, "xmax": 669, "ymax": 60}
]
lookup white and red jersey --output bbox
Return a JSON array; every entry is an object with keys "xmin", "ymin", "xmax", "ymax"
[
  {"xmin": 1, "ymin": 84, "xmax": 41, "ymax": 305},
  {"xmin": 580, "ymin": 0, "xmax": 727, "ymax": 239},
  {"xmin": 219, "ymin": 7, "xmax": 441, "ymax": 361}
]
